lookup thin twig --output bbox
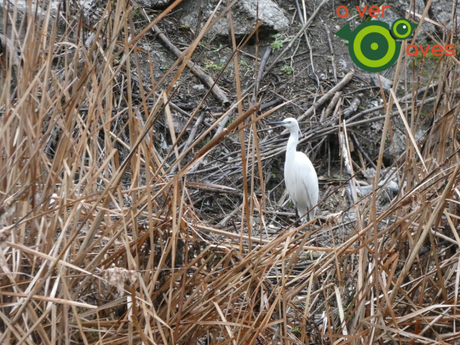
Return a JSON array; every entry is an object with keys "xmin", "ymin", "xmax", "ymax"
[
  {"xmin": 325, "ymin": 24, "xmax": 337, "ymax": 82},
  {"xmin": 150, "ymin": 24, "xmax": 230, "ymax": 106}
]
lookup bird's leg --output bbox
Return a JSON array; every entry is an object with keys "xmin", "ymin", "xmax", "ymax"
[
  {"xmin": 293, "ymin": 202, "xmax": 301, "ymax": 222},
  {"xmin": 296, "ymin": 210, "xmax": 307, "ymax": 226}
]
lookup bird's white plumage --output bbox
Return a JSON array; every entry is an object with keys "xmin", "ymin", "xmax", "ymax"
[
  {"xmin": 273, "ymin": 118, "xmax": 318, "ymax": 221},
  {"xmin": 285, "ymin": 151, "xmax": 318, "ymax": 221}
]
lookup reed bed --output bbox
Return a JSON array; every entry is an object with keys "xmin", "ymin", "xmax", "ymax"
[{"xmin": 0, "ymin": 0, "xmax": 459, "ymax": 344}]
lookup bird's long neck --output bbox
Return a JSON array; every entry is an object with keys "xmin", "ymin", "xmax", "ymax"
[{"xmin": 286, "ymin": 128, "xmax": 298, "ymax": 162}]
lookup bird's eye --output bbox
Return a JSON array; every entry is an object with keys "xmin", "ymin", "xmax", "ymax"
[{"xmin": 391, "ymin": 19, "xmax": 413, "ymax": 40}]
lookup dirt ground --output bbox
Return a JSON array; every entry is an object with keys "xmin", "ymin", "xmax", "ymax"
[{"xmin": 122, "ymin": 0, "xmax": 442, "ymax": 233}]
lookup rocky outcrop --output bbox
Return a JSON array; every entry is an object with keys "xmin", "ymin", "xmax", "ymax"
[{"xmin": 179, "ymin": 0, "xmax": 289, "ymax": 39}]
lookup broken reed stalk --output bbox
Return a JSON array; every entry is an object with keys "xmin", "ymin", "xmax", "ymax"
[
  {"xmin": 225, "ymin": 0, "xmax": 252, "ymax": 251},
  {"xmin": 190, "ymin": 103, "xmax": 260, "ymax": 161}
]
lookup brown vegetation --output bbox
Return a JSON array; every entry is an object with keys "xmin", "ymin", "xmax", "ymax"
[{"xmin": 0, "ymin": 0, "xmax": 459, "ymax": 344}]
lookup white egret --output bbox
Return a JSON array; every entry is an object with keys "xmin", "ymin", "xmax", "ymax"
[{"xmin": 269, "ymin": 118, "xmax": 319, "ymax": 222}]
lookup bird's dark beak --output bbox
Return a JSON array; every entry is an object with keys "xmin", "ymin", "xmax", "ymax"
[{"xmin": 268, "ymin": 121, "xmax": 284, "ymax": 126}]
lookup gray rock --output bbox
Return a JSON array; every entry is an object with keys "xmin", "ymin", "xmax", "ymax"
[
  {"xmin": 192, "ymin": 84, "xmax": 205, "ymax": 91},
  {"xmin": 356, "ymin": 167, "xmax": 400, "ymax": 205},
  {"xmin": 371, "ymin": 74, "xmax": 393, "ymax": 91},
  {"xmin": 179, "ymin": 0, "xmax": 289, "ymax": 39},
  {"xmin": 0, "ymin": 1, "xmax": 59, "ymax": 36},
  {"xmin": 384, "ymin": 126, "xmax": 424, "ymax": 162}
]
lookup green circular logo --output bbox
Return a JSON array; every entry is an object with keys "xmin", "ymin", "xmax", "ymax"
[
  {"xmin": 391, "ymin": 19, "xmax": 414, "ymax": 39},
  {"xmin": 335, "ymin": 19, "xmax": 417, "ymax": 73},
  {"xmin": 350, "ymin": 22, "xmax": 399, "ymax": 72}
]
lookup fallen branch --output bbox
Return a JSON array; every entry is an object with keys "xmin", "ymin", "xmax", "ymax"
[
  {"xmin": 261, "ymin": 98, "xmax": 283, "ymax": 111},
  {"xmin": 325, "ymin": 24, "xmax": 337, "ymax": 82},
  {"xmin": 297, "ymin": 71, "xmax": 354, "ymax": 123},
  {"xmin": 193, "ymin": 103, "xmax": 260, "ymax": 161},
  {"xmin": 322, "ymin": 91, "xmax": 341, "ymax": 121},
  {"xmin": 343, "ymin": 94, "xmax": 362, "ymax": 118},
  {"xmin": 255, "ymin": 46, "xmax": 271, "ymax": 96},
  {"xmin": 339, "ymin": 124, "xmax": 357, "ymax": 204},
  {"xmin": 148, "ymin": 22, "xmax": 230, "ymax": 106},
  {"xmin": 194, "ymin": 223, "xmax": 355, "ymax": 253}
]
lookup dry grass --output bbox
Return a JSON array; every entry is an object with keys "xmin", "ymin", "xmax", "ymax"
[{"xmin": 0, "ymin": 1, "xmax": 460, "ymax": 344}]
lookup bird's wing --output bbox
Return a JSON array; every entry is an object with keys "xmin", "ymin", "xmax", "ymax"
[{"xmin": 294, "ymin": 152, "xmax": 319, "ymax": 211}]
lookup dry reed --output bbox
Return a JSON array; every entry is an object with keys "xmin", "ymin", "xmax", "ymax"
[{"xmin": 0, "ymin": 1, "xmax": 459, "ymax": 344}]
